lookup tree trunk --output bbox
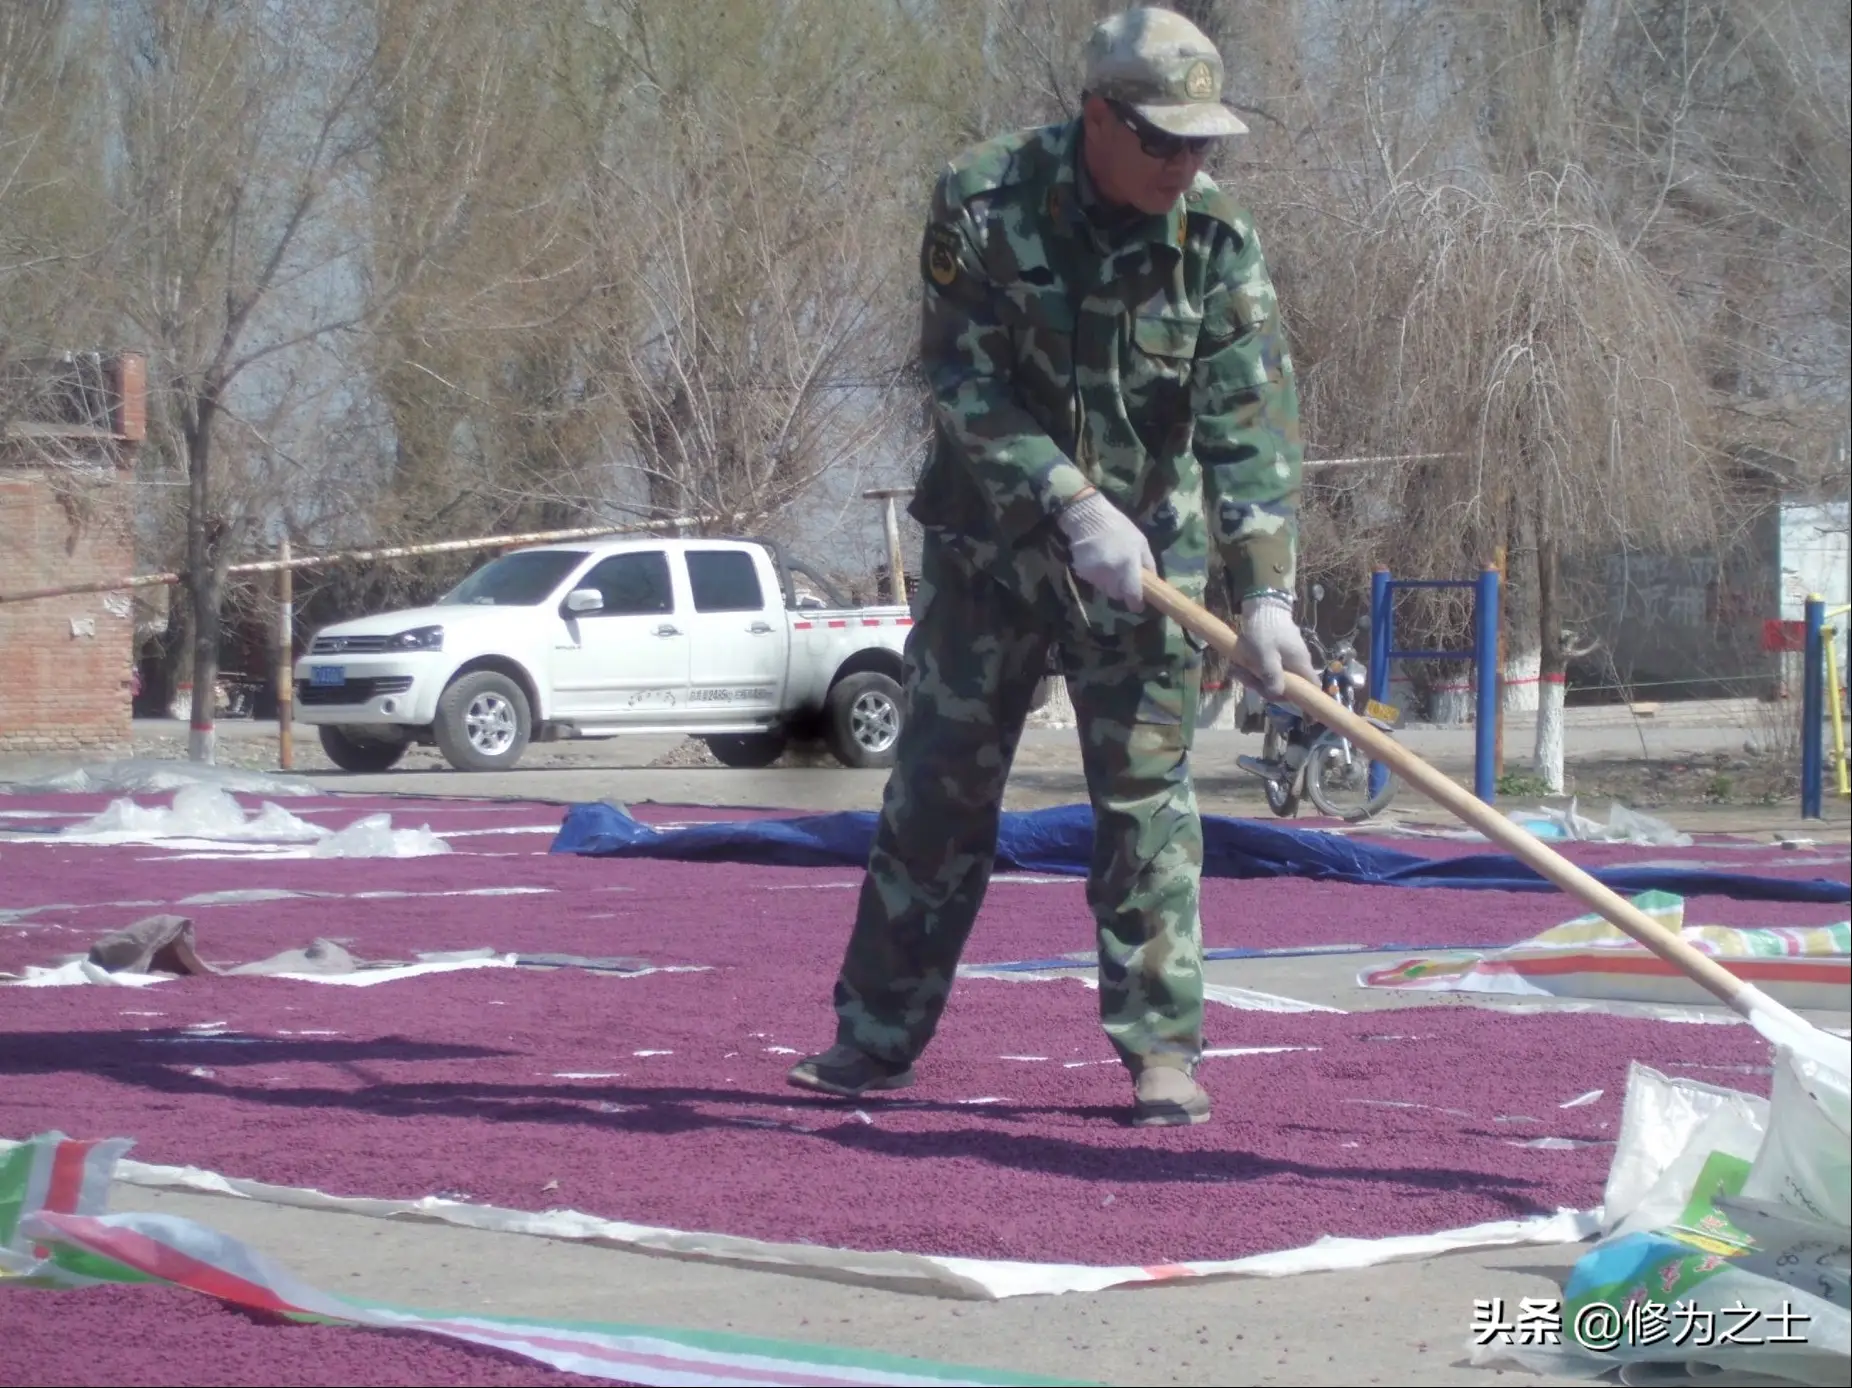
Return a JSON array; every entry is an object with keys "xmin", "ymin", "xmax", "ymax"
[
  {"xmin": 1500, "ymin": 522, "xmax": 1542, "ymax": 716},
  {"xmin": 184, "ymin": 399, "xmax": 221, "ymax": 764},
  {"xmin": 156, "ymin": 598, "xmax": 191, "ymax": 720},
  {"xmin": 1533, "ymin": 531, "xmax": 1566, "ymax": 793}
]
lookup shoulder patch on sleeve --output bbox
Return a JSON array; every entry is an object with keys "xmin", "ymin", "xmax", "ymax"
[{"xmin": 923, "ymin": 222, "xmax": 962, "ymax": 286}]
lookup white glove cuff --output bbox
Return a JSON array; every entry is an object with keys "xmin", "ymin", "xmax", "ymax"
[{"xmin": 1056, "ymin": 490, "xmax": 1115, "ymax": 541}]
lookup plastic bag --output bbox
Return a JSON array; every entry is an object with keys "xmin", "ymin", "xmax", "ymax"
[
  {"xmin": 58, "ymin": 784, "xmax": 325, "ymax": 843},
  {"xmin": 1738, "ymin": 1041, "xmax": 1851, "ymax": 1231},
  {"xmin": 1507, "ymin": 798, "xmax": 1608, "ymax": 842},
  {"xmin": 1507, "ymin": 799, "xmax": 1693, "ymax": 848},
  {"xmin": 1470, "ymin": 1056, "xmax": 1850, "ymax": 1384},
  {"xmin": 1606, "ymin": 804, "xmax": 1695, "ymax": 848},
  {"xmin": 1596, "ymin": 1063, "xmax": 1768, "ymax": 1239},
  {"xmin": 309, "ymin": 813, "xmax": 450, "ymax": 858}
]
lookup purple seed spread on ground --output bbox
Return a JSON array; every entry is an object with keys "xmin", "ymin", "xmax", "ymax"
[
  {"xmin": 3, "ymin": 858, "xmax": 1842, "ymax": 978},
  {"xmin": 4, "ymin": 798, "xmax": 1843, "ymax": 968},
  {"xmin": 0, "ymin": 965, "xmax": 1773, "ymax": 1266},
  {"xmin": 0, "ymin": 793, "xmax": 1813, "ymax": 1384},
  {"xmin": 0, "ymin": 797, "xmax": 1821, "ymax": 1262}
]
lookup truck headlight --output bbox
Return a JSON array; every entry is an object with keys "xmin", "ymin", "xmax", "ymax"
[{"xmin": 389, "ymin": 625, "xmax": 444, "ymax": 652}]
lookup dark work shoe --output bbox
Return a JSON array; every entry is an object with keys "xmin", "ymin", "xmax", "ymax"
[
  {"xmin": 786, "ymin": 1042, "xmax": 915, "ymax": 1097},
  {"xmin": 1131, "ymin": 1066, "xmax": 1211, "ymax": 1127}
]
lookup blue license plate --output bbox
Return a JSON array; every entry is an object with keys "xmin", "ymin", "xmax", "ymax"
[{"xmin": 310, "ymin": 665, "xmax": 346, "ymax": 687}]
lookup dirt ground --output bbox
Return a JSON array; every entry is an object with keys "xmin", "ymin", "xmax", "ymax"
[{"xmin": 1553, "ymin": 750, "xmax": 1811, "ymax": 809}]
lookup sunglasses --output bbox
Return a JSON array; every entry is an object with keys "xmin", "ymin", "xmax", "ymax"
[{"xmin": 1106, "ymin": 98, "xmax": 1215, "ymax": 161}]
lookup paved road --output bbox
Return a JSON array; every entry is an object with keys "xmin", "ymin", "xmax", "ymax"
[
  {"xmin": 103, "ymin": 1184, "xmax": 1593, "ymax": 1387},
  {"xmin": 89, "ymin": 712, "xmax": 1846, "ymax": 838}
]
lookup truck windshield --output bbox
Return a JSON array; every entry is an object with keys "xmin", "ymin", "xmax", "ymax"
[{"xmin": 439, "ymin": 551, "xmax": 589, "ymax": 606}]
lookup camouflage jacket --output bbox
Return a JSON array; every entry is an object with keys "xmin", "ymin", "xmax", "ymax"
[{"xmin": 908, "ymin": 116, "xmax": 1302, "ymax": 634}]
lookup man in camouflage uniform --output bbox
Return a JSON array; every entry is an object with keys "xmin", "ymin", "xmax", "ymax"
[{"xmin": 789, "ymin": 6, "xmax": 1315, "ymax": 1126}]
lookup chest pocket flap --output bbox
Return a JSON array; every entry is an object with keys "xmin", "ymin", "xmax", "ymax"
[
  {"xmin": 1132, "ymin": 310, "xmax": 1202, "ymax": 362},
  {"xmin": 1003, "ymin": 283, "xmax": 1076, "ymax": 334}
]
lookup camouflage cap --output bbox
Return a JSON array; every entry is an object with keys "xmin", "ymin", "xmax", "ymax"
[{"xmin": 1082, "ymin": 6, "xmax": 1248, "ymax": 138}]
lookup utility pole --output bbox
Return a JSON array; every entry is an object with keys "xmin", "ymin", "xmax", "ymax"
[
  {"xmin": 276, "ymin": 534, "xmax": 294, "ymax": 770},
  {"xmin": 1493, "ymin": 544, "xmax": 1507, "ymax": 781},
  {"xmin": 861, "ymin": 488, "xmax": 913, "ymax": 604}
]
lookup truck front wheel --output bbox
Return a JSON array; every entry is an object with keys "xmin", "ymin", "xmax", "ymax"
[
  {"xmin": 434, "ymin": 670, "xmax": 532, "ymax": 771},
  {"xmin": 825, "ymin": 672, "xmax": 904, "ymax": 769},
  {"xmin": 705, "ymin": 732, "xmax": 788, "ymax": 768},
  {"xmin": 318, "ymin": 726, "xmax": 409, "ymax": 773}
]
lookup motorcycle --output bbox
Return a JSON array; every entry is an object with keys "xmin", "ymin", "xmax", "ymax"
[{"xmin": 1233, "ymin": 615, "xmax": 1402, "ymax": 822}]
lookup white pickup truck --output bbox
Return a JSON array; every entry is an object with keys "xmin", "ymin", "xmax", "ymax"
[{"xmin": 290, "ymin": 536, "xmax": 913, "ymax": 773}]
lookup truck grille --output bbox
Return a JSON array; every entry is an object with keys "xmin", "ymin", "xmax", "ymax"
[
  {"xmin": 310, "ymin": 634, "xmax": 391, "ymax": 654},
  {"xmin": 295, "ymin": 675, "xmax": 414, "ymax": 706}
]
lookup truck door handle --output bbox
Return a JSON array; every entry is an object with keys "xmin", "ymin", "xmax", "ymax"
[
  {"xmin": 749, "ymin": 621, "xmax": 773, "ymax": 634},
  {"xmin": 654, "ymin": 624, "xmax": 681, "ymax": 637}
]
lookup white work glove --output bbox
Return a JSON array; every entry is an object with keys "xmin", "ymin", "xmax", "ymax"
[
  {"xmin": 1058, "ymin": 490, "xmax": 1155, "ymax": 611},
  {"xmin": 1236, "ymin": 596, "xmax": 1318, "ymax": 699}
]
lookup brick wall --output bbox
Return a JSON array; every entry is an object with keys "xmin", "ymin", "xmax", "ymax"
[{"xmin": 0, "ymin": 467, "xmax": 136, "ymax": 756}]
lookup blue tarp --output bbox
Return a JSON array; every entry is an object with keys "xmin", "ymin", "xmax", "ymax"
[{"xmin": 550, "ymin": 802, "xmax": 1850, "ymax": 905}]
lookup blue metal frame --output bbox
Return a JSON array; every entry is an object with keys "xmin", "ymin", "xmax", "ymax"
[
  {"xmin": 1802, "ymin": 594, "xmax": 1825, "ymax": 821},
  {"xmin": 1368, "ymin": 564, "xmax": 1502, "ymax": 804}
]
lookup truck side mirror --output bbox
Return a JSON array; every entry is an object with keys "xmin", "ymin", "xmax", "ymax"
[{"xmin": 563, "ymin": 588, "xmax": 603, "ymax": 615}]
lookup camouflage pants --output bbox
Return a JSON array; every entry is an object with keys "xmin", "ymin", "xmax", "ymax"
[{"xmin": 830, "ymin": 533, "xmax": 1205, "ymax": 1075}]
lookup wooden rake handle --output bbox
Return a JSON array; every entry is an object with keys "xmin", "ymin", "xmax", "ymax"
[{"xmin": 1140, "ymin": 570, "xmax": 1797, "ymax": 1027}]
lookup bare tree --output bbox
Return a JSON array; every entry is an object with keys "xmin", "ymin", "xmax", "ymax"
[
  {"xmin": 0, "ymin": 1, "xmax": 113, "ymax": 390},
  {"xmin": 591, "ymin": 118, "xmax": 912, "ymax": 530},
  {"xmin": 350, "ymin": 0, "xmax": 958, "ymax": 558},
  {"xmin": 1170, "ymin": 0, "xmax": 1848, "ymax": 789},
  {"xmin": 295, "ymin": 0, "xmax": 602, "ymax": 624},
  {"xmin": 1337, "ymin": 175, "xmax": 1719, "ymax": 785},
  {"xmin": 98, "ymin": 0, "xmax": 500, "ymax": 761},
  {"xmin": 18, "ymin": 0, "xmax": 1836, "ymax": 781}
]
